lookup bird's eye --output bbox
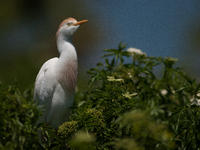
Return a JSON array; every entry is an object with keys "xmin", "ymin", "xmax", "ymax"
[{"xmin": 67, "ymin": 22, "xmax": 73, "ymax": 26}]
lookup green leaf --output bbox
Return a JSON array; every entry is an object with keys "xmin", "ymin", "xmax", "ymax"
[{"xmin": 118, "ymin": 42, "xmax": 127, "ymax": 51}]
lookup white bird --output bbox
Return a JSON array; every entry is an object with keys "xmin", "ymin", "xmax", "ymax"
[{"xmin": 34, "ymin": 17, "xmax": 88, "ymax": 130}]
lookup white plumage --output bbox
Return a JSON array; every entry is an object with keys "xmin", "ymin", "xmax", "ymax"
[{"xmin": 34, "ymin": 17, "xmax": 88, "ymax": 129}]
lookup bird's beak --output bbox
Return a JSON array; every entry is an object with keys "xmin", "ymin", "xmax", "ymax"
[{"xmin": 73, "ymin": 20, "xmax": 88, "ymax": 26}]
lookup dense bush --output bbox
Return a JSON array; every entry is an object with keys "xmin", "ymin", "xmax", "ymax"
[
  {"xmin": 0, "ymin": 83, "xmax": 40, "ymax": 149},
  {"xmin": 58, "ymin": 43, "xmax": 200, "ymax": 149},
  {"xmin": 1, "ymin": 42, "xmax": 200, "ymax": 149}
]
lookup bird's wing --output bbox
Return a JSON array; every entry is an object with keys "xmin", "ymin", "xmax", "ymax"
[
  {"xmin": 34, "ymin": 57, "xmax": 58, "ymax": 104},
  {"xmin": 34, "ymin": 57, "xmax": 59, "ymax": 124}
]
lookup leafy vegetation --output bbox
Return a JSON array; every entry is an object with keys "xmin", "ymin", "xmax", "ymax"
[
  {"xmin": 1, "ymin": 42, "xmax": 200, "ymax": 149},
  {"xmin": 0, "ymin": 83, "xmax": 40, "ymax": 149}
]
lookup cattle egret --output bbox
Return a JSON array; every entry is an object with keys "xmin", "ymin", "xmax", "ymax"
[{"xmin": 34, "ymin": 18, "xmax": 88, "ymax": 131}]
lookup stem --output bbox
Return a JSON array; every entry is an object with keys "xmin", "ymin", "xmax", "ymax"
[
  {"xmin": 194, "ymin": 107, "xmax": 198, "ymax": 150},
  {"xmin": 116, "ymin": 55, "xmax": 118, "ymax": 66},
  {"xmin": 133, "ymin": 54, "xmax": 136, "ymax": 66}
]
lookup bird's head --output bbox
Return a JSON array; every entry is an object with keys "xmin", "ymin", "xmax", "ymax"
[{"xmin": 56, "ymin": 17, "xmax": 88, "ymax": 42}]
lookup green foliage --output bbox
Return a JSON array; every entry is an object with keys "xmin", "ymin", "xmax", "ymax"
[
  {"xmin": 1, "ymin": 42, "xmax": 200, "ymax": 149},
  {"xmin": 68, "ymin": 131, "xmax": 95, "ymax": 150},
  {"xmin": 0, "ymin": 83, "xmax": 40, "ymax": 149},
  {"xmin": 114, "ymin": 110, "xmax": 174, "ymax": 149},
  {"xmin": 63, "ymin": 42, "xmax": 200, "ymax": 149}
]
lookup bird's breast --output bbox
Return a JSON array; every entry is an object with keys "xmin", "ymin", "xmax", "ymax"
[{"xmin": 56, "ymin": 58, "xmax": 78, "ymax": 94}]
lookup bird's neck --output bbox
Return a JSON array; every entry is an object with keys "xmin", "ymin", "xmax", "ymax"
[
  {"xmin": 57, "ymin": 38, "xmax": 77, "ymax": 59},
  {"xmin": 56, "ymin": 38, "xmax": 78, "ymax": 93}
]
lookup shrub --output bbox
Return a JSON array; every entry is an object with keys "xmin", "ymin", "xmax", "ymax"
[
  {"xmin": 0, "ymin": 83, "xmax": 40, "ymax": 149},
  {"xmin": 1, "ymin": 42, "xmax": 200, "ymax": 149},
  {"xmin": 60, "ymin": 42, "xmax": 200, "ymax": 149}
]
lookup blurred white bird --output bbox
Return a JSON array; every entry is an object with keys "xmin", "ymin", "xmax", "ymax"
[{"xmin": 34, "ymin": 18, "xmax": 88, "ymax": 130}]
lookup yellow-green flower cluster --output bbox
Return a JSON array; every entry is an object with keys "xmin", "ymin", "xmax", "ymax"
[
  {"xmin": 69, "ymin": 131, "xmax": 95, "ymax": 150},
  {"xmin": 122, "ymin": 92, "xmax": 137, "ymax": 99},
  {"xmin": 58, "ymin": 120, "xmax": 78, "ymax": 139},
  {"xmin": 107, "ymin": 76, "xmax": 124, "ymax": 83},
  {"xmin": 85, "ymin": 108, "xmax": 106, "ymax": 130}
]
